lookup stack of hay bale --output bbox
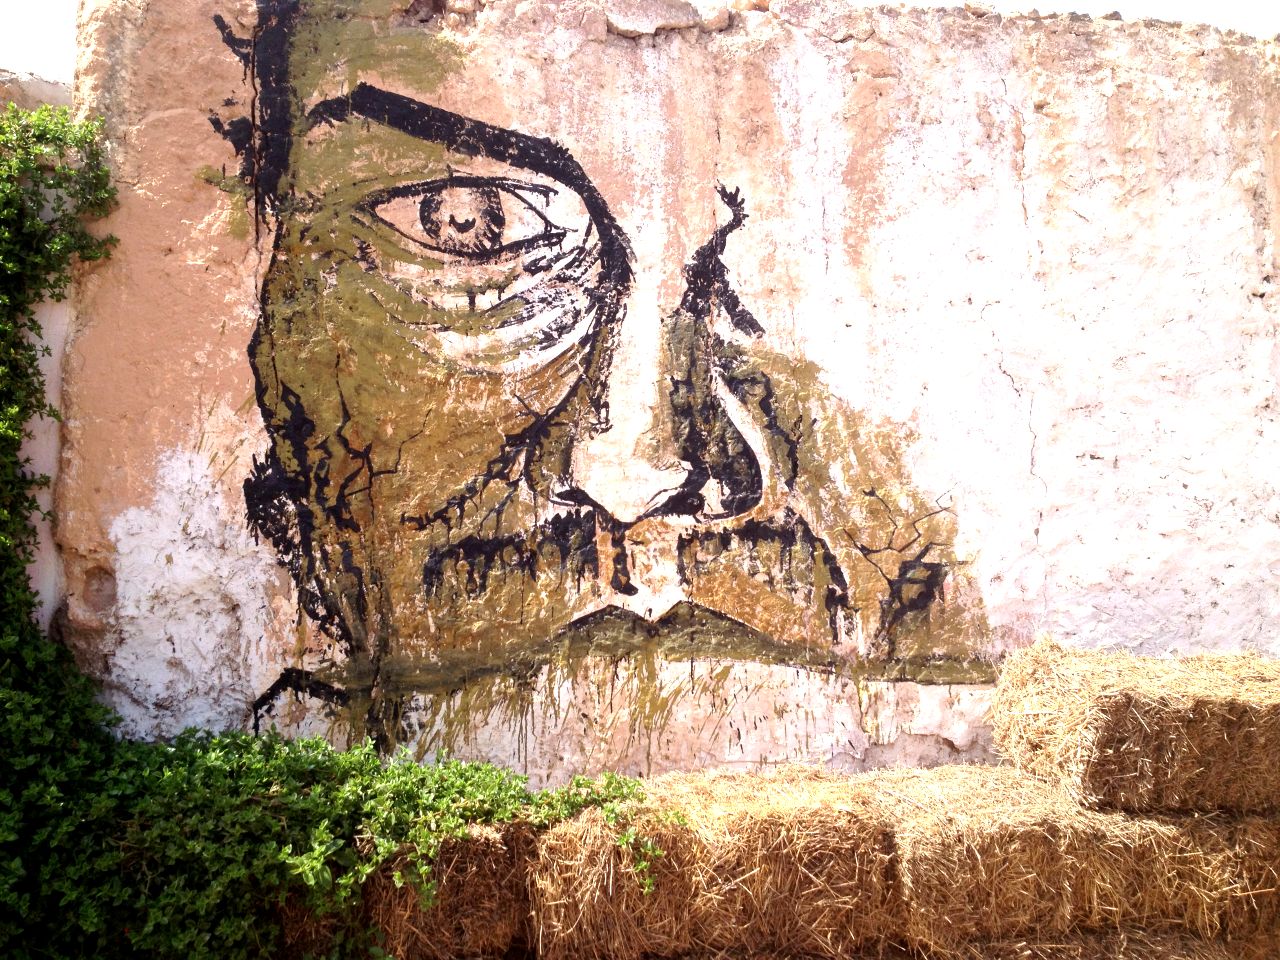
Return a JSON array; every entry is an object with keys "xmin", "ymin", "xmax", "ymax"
[
  {"xmin": 338, "ymin": 640, "xmax": 1280, "ymax": 959},
  {"xmin": 530, "ymin": 640, "xmax": 1280, "ymax": 960}
]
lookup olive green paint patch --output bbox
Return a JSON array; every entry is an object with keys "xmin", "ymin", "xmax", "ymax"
[
  {"xmin": 289, "ymin": 10, "xmax": 464, "ymax": 121},
  {"xmin": 196, "ymin": 165, "xmax": 253, "ymax": 239},
  {"xmin": 737, "ymin": 348, "xmax": 994, "ymax": 668}
]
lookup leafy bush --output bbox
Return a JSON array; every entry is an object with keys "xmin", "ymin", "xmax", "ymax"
[
  {"xmin": 0, "ymin": 103, "xmax": 645, "ymax": 960},
  {"xmin": 72, "ymin": 735, "xmax": 641, "ymax": 959}
]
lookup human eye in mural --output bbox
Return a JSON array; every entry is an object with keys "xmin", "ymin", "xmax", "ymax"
[
  {"xmin": 214, "ymin": 0, "xmax": 991, "ymax": 757},
  {"xmin": 353, "ymin": 168, "xmax": 606, "ymax": 371},
  {"xmin": 362, "ymin": 176, "xmax": 565, "ymax": 259}
]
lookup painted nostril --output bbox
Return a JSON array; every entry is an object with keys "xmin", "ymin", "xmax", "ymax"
[
  {"xmin": 649, "ymin": 486, "xmax": 704, "ymax": 520},
  {"xmin": 564, "ymin": 418, "xmax": 696, "ymax": 525},
  {"xmin": 549, "ymin": 483, "xmax": 596, "ymax": 510}
]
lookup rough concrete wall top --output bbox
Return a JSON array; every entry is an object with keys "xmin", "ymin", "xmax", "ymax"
[
  {"xmin": 1, "ymin": 70, "xmax": 71, "ymax": 109},
  {"xmin": 62, "ymin": 0, "xmax": 1280, "ymax": 781}
]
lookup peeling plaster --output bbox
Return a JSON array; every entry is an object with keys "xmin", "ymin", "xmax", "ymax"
[{"xmin": 104, "ymin": 452, "xmax": 282, "ymax": 737}]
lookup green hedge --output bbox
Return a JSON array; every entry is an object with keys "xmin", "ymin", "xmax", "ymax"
[{"xmin": 0, "ymin": 102, "xmax": 642, "ymax": 960}]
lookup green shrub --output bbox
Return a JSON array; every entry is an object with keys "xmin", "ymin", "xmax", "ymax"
[
  {"xmin": 79, "ymin": 735, "xmax": 641, "ymax": 959},
  {"xmin": 0, "ymin": 103, "xmax": 114, "ymax": 577}
]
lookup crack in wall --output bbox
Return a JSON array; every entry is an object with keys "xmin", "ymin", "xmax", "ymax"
[{"xmin": 995, "ymin": 344, "xmax": 1049, "ymax": 619}]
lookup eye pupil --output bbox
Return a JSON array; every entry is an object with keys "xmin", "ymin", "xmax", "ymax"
[{"xmin": 419, "ymin": 185, "xmax": 505, "ymax": 255}]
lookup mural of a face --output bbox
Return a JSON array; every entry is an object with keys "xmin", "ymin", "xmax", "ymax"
[{"xmin": 226, "ymin": 0, "xmax": 991, "ymax": 754}]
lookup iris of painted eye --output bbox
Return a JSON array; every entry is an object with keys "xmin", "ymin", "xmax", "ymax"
[
  {"xmin": 363, "ymin": 176, "xmax": 566, "ymax": 261},
  {"xmin": 420, "ymin": 185, "xmax": 504, "ymax": 256}
]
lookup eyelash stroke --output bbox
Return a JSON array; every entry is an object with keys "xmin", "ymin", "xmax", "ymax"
[{"xmin": 359, "ymin": 175, "xmax": 568, "ymax": 262}]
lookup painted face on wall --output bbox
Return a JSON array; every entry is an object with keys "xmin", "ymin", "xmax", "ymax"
[{"xmin": 227, "ymin": 0, "xmax": 991, "ymax": 752}]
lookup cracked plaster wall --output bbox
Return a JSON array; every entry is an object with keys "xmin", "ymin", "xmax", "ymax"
[{"xmin": 55, "ymin": 0, "xmax": 1280, "ymax": 782}]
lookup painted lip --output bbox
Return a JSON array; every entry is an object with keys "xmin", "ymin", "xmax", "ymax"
[
  {"xmin": 361, "ymin": 601, "xmax": 997, "ymax": 701},
  {"xmin": 371, "ymin": 602, "xmax": 852, "ymax": 699}
]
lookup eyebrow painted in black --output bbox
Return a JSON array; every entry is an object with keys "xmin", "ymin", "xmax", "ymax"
[{"xmin": 308, "ymin": 83, "xmax": 633, "ymax": 288}]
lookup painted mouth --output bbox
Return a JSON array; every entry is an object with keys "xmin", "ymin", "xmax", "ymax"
[
  {"xmin": 253, "ymin": 595, "xmax": 997, "ymax": 736},
  {"xmin": 553, "ymin": 601, "xmax": 848, "ymax": 669},
  {"xmin": 374, "ymin": 601, "xmax": 851, "ymax": 699}
]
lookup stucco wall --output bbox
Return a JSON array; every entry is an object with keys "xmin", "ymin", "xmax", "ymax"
[{"xmin": 60, "ymin": 0, "xmax": 1280, "ymax": 782}]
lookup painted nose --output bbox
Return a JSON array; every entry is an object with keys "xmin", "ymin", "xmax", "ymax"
[
  {"xmin": 558, "ymin": 245, "xmax": 765, "ymax": 527},
  {"xmin": 560, "ymin": 271, "xmax": 699, "ymax": 526}
]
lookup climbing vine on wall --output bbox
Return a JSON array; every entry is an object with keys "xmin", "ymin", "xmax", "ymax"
[
  {"xmin": 0, "ymin": 103, "xmax": 114, "ymax": 605},
  {"xmin": 0, "ymin": 102, "xmax": 121, "ymax": 956}
]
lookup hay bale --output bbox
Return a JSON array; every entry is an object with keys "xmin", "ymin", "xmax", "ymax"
[
  {"xmin": 530, "ymin": 803, "xmax": 703, "ymax": 960},
  {"xmin": 363, "ymin": 824, "xmax": 531, "ymax": 960},
  {"xmin": 652, "ymin": 768, "xmax": 903, "ymax": 956},
  {"xmin": 990, "ymin": 639, "xmax": 1280, "ymax": 813},
  {"xmin": 528, "ymin": 766, "xmax": 899, "ymax": 960},
  {"xmin": 276, "ymin": 892, "xmax": 339, "ymax": 960},
  {"xmin": 927, "ymin": 929, "xmax": 1280, "ymax": 959},
  {"xmin": 531, "ymin": 764, "xmax": 1280, "ymax": 960},
  {"xmin": 666, "ymin": 929, "xmax": 1278, "ymax": 959},
  {"xmin": 858, "ymin": 766, "xmax": 1280, "ymax": 957}
]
